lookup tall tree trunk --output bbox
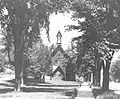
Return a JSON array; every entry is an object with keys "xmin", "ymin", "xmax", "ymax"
[
  {"xmin": 23, "ymin": 67, "xmax": 27, "ymax": 85},
  {"xmin": 14, "ymin": 3, "xmax": 21, "ymax": 92},
  {"xmin": 102, "ymin": 60, "xmax": 110, "ymax": 91},
  {"xmin": 93, "ymin": 72, "xmax": 96, "ymax": 85},
  {"xmin": 14, "ymin": 35, "xmax": 22, "ymax": 91},
  {"xmin": 97, "ymin": 57, "xmax": 101, "ymax": 87},
  {"xmin": 14, "ymin": 19, "xmax": 23, "ymax": 91},
  {"xmin": 23, "ymin": 58, "xmax": 29, "ymax": 85},
  {"xmin": 95, "ymin": 70, "xmax": 101, "ymax": 87},
  {"xmin": 88, "ymin": 73, "xmax": 91, "ymax": 81},
  {"xmin": 98, "ymin": 70, "xmax": 101, "ymax": 87},
  {"xmin": 92, "ymin": 67, "xmax": 97, "ymax": 86},
  {"xmin": 14, "ymin": 0, "xmax": 25, "ymax": 91},
  {"xmin": 94, "ymin": 49, "xmax": 99, "ymax": 86},
  {"xmin": 43, "ymin": 74, "xmax": 45, "ymax": 83}
]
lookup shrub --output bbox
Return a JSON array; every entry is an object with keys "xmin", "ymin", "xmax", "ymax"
[{"xmin": 110, "ymin": 60, "xmax": 120, "ymax": 82}]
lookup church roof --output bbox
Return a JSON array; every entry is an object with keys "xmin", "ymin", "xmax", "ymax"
[
  {"xmin": 45, "ymin": 45, "xmax": 70, "ymax": 70},
  {"xmin": 51, "ymin": 45, "xmax": 70, "ymax": 59}
]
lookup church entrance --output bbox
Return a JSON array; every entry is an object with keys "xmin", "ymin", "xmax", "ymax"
[
  {"xmin": 53, "ymin": 71, "xmax": 63, "ymax": 80},
  {"xmin": 52, "ymin": 66, "xmax": 64, "ymax": 80}
]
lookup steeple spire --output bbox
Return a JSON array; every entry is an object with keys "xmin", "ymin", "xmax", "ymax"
[{"xmin": 56, "ymin": 30, "xmax": 62, "ymax": 46}]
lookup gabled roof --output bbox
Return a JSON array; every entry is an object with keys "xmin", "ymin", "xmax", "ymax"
[
  {"xmin": 45, "ymin": 45, "xmax": 70, "ymax": 67},
  {"xmin": 51, "ymin": 45, "xmax": 70, "ymax": 59},
  {"xmin": 51, "ymin": 66, "xmax": 64, "ymax": 76}
]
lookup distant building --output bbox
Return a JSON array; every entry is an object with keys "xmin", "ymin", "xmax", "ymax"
[{"xmin": 49, "ymin": 31, "xmax": 70, "ymax": 80}]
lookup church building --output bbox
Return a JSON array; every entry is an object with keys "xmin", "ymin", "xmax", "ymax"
[{"xmin": 50, "ymin": 31, "xmax": 70, "ymax": 80}]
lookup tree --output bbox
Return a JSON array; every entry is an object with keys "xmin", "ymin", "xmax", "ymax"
[
  {"xmin": 0, "ymin": 0, "xmax": 54, "ymax": 91},
  {"xmin": 0, "ymin": 0, "xmax": 73, "ymax": 91},
  {"xmin": 66, "ymin": 0, "xmax": 120, "ymax": 91},
  {"xmin": 0, "ymin": 51, "xmax": 7, "ymax": 72},
  {"xmin": 28, "ymin": 40, "xmax": 51, "ymax": 81},
  {"xmin": 110, "ymin": 60, "xmax": 120, "ymax": 82}
]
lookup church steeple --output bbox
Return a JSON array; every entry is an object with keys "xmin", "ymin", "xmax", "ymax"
[{"xmin": 56, "ymin": 31, "xmax": 62, "ymax": 46}]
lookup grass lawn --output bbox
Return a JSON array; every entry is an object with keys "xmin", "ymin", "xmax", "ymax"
[
  {"xmin": 92, "ymin": 86, "xmax": 120, "ymax": 99},
  {"xmin": 0, "ymin": 73, "xmax": 77, "ymax": 99},
  {"xmin": 0, "ymin": 92, "xmax": 72, "ymax": 99}
]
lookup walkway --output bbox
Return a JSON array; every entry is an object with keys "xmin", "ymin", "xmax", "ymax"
[{"xmin": 75, "ymin": 82, "xmax": 94, "ymax": 99}]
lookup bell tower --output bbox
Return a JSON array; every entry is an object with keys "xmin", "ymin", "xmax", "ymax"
[{"xmin": 56, "ymin": 31, "xmax": 62, "ymax": 46}]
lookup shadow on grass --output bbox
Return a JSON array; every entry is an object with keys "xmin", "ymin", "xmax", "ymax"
[
  {"xmin": 0, "ymin": 83, "xmax": 15, "ymax": 87},
  {"xmin": 21, "ymin": 87, "xmax": 71, "ymax": 93},
  {"xmin": 0, "ymin": 85, "xmax": 73, "ymax": 95},
  {"xmin": 26, "ymin": 83, "xmax": 79, "ymax": 87},
  {"xmin": 0, "ymin": 81, "xmax": 15, "ymax": 94},
  {"xmin": 92, "ymin": 87, "xmax": 103, "ymax": 98},
  {"xmin": 0, "ymin": 79, "xmax": 76, "ymax": 96},
  {"xmin": 92, "ymin": 87, "xmax": 120, "ymax": 98},
  {"xmin": 0, "ymin": 88, "xmax": 14, "ymax": 94},
  {"xmin": 6, "ymin": 79, "xmax": 15, "ymax": 84},
  {"xmin": 6, "ymin": 79, "xmax": 79, "ymax": 86},
  {"xmin": 21, "ymin": 86, "xmax": 75, "ymax": 97}
]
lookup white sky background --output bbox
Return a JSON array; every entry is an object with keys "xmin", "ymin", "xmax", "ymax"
[
  {"xmin": 41, "ymin": 13, "xmax": 82, "ymax": 50},
  {"xmin": 112, "ymin": 50, "xmax": 120, "ymax": 62}
]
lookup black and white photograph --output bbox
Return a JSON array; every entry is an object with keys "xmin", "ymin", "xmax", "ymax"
[{"xmin": 0, "ymin": 0, "xmax": 120, "ymax": 99}]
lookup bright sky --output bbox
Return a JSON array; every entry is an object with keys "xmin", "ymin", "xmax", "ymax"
[
  {"xmin": 41, "ymin": 13, "xmax": 82, "ymax": 50},
  {"xmin": 112, "ymin": 50, "xmax": 120, "ymax": 62}
]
